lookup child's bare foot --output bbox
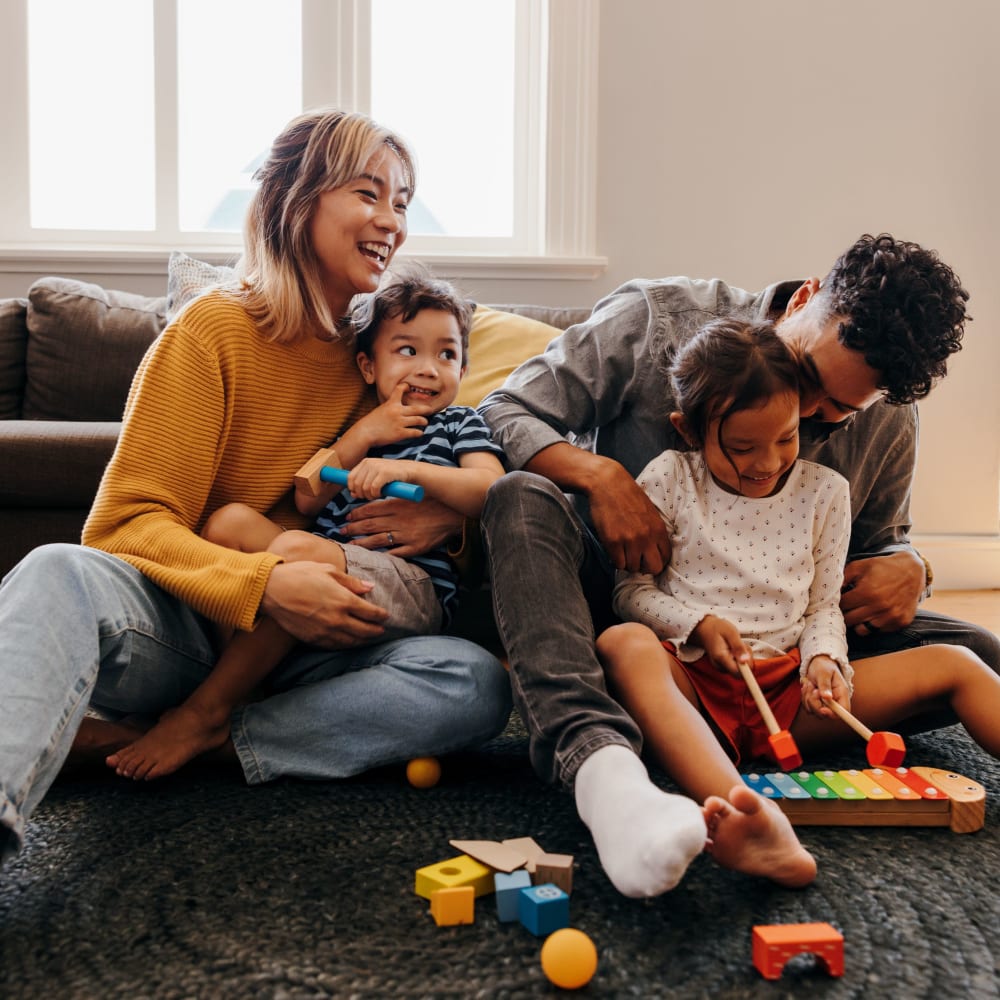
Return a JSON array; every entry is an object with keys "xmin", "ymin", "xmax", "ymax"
[
  {"xmin": 106, "ymin": 704, "xmax": 231, "ymax": 781},
  {"xmin": 703, "ymin": 784, "xmax": 817, "ymax": 888}
]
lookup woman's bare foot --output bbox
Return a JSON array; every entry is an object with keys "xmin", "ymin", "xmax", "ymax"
[
  {"xmin": 106, "ymin": 704, "xmax": 231, "ymax": 781},
  {"xmin": 702, "ymin": 784, "xmax": 817, "ymax": 888}
]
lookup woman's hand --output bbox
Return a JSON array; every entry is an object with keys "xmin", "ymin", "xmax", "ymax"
[
  {"xmin": 260, "ymin": 561, "xmax": 389, "ymax": 648},
  {"xmin": 800, "ymin": 654, "xmax": 851, "ymax": 717},
  {"xmin": 692, "ymin": 615, "xmax": 753, "ymax": 675},
  {"xmin": 339, "ymin": 496, "xmax": 463, "ymax": 557}
]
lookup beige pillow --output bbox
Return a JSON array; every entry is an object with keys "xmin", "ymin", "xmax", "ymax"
[
  {"xmin": 166, "ymin": 251, "xmax": 239, "ymax": 321},
  {"xmin": 455, "ymin": 305, "xmax": 561, "ymax": 408}
]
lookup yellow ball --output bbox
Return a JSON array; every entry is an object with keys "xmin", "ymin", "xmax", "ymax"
[
  {"xmin": 540, "ymin": 927, "xmax": 598, "ymax": 990},
  {"xmin": 406, "ymin": 756, "xmax": 441, "ymax": 789}
]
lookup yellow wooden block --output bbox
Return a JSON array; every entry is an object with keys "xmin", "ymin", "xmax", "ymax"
[
  {"xmin": 429, "ymin": 886, "xmax": 475, "ymax": 926},
  {"xmin": 414, "ymin": 854, "xmax": 494, "ymax": 900}
]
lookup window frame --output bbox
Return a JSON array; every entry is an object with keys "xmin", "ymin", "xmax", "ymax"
[{"xmin": 0, "ymin": 0, "xmax": 604, "ymax": 281}]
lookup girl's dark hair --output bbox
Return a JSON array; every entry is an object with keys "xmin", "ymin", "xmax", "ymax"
[
  {"xmin": 670, "ymin": 317, "xmax": 800, "ymax": 449},
  {"xmin": 352, "ymin": 263, "xmax": 474, "ymax": 365}
]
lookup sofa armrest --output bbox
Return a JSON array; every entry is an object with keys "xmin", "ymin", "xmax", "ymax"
[{"xmin": 0, "ymin": 420, "xmax": 120, "ymax": 506}]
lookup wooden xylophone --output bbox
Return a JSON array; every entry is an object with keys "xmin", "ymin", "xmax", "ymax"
[{"xmin": 743, "ymin": 766, "xmax": 986, "ymax": 834}]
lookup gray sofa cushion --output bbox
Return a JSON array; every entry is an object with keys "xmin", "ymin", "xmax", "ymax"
[
  {"xmin": 23, "ymin": 278, "xmax": 167, "ymax": 421},
  {"xmin": 0, "ymin": 297, "xmax": 28, "ymax": 420}
]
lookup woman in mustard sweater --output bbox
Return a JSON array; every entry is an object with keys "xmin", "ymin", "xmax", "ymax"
[{"xmin": 0, "ymin": 109, "xmax": 512, "ymax": 863}]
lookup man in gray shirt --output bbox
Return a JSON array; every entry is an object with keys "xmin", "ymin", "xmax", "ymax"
[{"xmin": 479, "ymin": 234, "xmax": 996, "ymax": 898}]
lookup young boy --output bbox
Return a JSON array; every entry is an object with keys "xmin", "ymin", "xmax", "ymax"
[{"xmin": 107, "ymin": 268, "xmax": 505, "ymax": 780}]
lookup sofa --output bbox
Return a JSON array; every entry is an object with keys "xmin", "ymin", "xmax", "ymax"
[{"xmin": 0, "ymin": 254, "xmax": 590, "ymax": 601}]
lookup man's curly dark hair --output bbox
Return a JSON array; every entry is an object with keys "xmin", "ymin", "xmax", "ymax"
[{"xmin": 818, "ymin": 233, "xmax": 969, "ymax": 405}]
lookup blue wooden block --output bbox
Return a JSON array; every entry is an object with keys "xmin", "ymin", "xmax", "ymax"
[
  {"xmin": 495, "ymin": 869, "xmax": 532, "ymax": 922},
  {"xmin": 518, "ymin": 883, "xmax": 569, "ymax": 936}
]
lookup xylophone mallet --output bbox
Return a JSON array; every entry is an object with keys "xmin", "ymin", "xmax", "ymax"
[
  {"xmin": 822, "ymin": 697, "xmax": 906, "ymax": 767},
  {"xmin": 737, "ymin": 658, "xmax": 803, "ymax": 770}
]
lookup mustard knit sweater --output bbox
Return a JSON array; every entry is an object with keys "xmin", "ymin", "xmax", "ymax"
[{"xmin": 83, "ymin": 290, "xmax": 372, "ymax": 632}]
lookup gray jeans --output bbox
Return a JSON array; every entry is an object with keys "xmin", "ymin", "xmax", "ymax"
[{"xmin": 481, "ymin": 471, "xmax": 1000, "ymax": 790}]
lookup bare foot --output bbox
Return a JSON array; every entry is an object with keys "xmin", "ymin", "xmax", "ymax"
[
  {"xmin": 702, "ymin": 784, "xmax": 817, "ymax": 888},
  {"xmin": 60, "ymin": 717, "xmax": 150, "ymax": 777},
  {"xmin": 106, "ymin": 704, "xmax": 231, "ymax": 781}
]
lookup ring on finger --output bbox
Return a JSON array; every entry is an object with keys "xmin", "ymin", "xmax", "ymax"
[
  {"xmin": 387, "ymin": 531, "xmax": 394, "ymax": 546},
  {"xmin": 863, "ymin": 620, "xmax": 879, "ymax": 633}
]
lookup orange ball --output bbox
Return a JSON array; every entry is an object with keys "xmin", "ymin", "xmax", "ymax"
[
  {"xmin": 406, "ymin": 756, "xmax": 441, "ymax": 788},
  {"xmin": 540, "ymin": 927, "xmax": 598, "ymax": 990}
]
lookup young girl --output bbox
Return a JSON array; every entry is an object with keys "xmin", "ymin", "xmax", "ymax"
[{"xmin": 597, "ymin": 316, "xmax": 1000, "ymax": 889}]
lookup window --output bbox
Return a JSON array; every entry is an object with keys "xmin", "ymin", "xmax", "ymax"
[{"xmin": 0, "ymin": 0, "xmax": 601, "ymax": 277}]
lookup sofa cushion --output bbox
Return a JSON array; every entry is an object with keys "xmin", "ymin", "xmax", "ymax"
[
  {"xmin": 0, "ymin": 297, "xmax": 29, "ymax": 419},
  {"xmin": 454, "ymin": 306, "xmax": 564, "ymax": 408},
  {"xmin": 167, "ymin": 251, "xmax": 239, "ymax": 321},
  {"xmin": 23, "ymin": 278, "xmax": 167, "ymax": 421},
  {"xmin": 0, "ymin": 419, "xmax": 120, "ymax": 506}
]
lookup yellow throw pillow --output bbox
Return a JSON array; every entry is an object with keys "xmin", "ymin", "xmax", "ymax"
[{"xmin": 455, "ymin": 305, "xmax": 562, "ymax": 408}]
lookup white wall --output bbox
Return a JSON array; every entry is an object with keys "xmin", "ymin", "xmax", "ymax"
[
  {"xmin": 477, "ymin": 0, "xmax": 1000, "ymax": 586},
  {"xmin": 4, "ymin": 0, "xmax": 998, "ymax": 583}
]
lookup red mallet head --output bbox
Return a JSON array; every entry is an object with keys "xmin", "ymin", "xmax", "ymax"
[
  {"xmin": 768, "ymin": 730, "xmax": 803, "ymax": 771},
  {"xmin": 865, "ymin": 731, "xmax": 906, "ymax": 768}
]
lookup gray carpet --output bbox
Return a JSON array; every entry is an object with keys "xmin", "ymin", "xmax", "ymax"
[{"xmin": 2, "ymin": 716, "xmax": 999, "ymax": 999}]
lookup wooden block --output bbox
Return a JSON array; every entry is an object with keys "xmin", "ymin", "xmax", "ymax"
[
  {"xmin": 449, "ymin": 839, "xmax": 527, "ymax": 873},
  {"xmin": 533, "ymin": 852, "xmax": 574, "ymax": 895},
  {"xmin": 518, "ymin": 883, "xmax": 569, "ymax": 937},
  {"xmin": 494, "ymin": 869, "xmax": 532, "ymax": 922},
  {"xmin": 429, "ymin": 886, "xmax": 474, "ymax": 926},
  {"xmin": 501, "ymin": 836, "xmax": 546, "ymax": 873},
  {"xmin": 414, "ymin": 854, "xmax": 494, "ymax": 900},
  {"xmin": 752, "ymin": 922, "xmax": 844, "ymax": 980}
]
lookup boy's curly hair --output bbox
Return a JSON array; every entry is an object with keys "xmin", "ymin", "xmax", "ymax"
[
  {"xmin": 820, "ymin": 233, "xmax": 968, "ymax": 405},
  {"xmin": 352, "ymin": 263, "xmax": 474, "ymax": 366}
]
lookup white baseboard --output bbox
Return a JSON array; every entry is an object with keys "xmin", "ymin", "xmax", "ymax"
[{"xmin": 912, "ymin": 534, "xmax": 1000, "ymax": 590}]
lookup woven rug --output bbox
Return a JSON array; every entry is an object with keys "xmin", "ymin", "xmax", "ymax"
[{"xmin": 1, "ymin": 716, "xmax": 998, "ymax": 999}]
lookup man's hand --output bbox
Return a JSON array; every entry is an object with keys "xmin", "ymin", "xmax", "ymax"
[
  {"xmin": 691, "ymin": 615, "xmax": 753, "ymax": 675},
  {"xmin": 588, "ymin": 463, "xmax": 672, "ymax": 574},
  {"xmin": 260, "ymin": 561, "xmax": 389, "ymax": 648},
  {"xmin": 340, "ymin": 496, "xmax": 463, "ymax": 557},
  {"xmin": 840, "ymin": 551, "xmax": 925, "ymax": 635}
]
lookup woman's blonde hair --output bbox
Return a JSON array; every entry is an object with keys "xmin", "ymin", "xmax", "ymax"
[{"xmin": 240, "ymin": 108, "xmax": 416, "ymax": 343}]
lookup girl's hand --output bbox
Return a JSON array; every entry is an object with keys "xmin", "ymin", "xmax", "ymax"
[
  {"xmin": 800, "ymin": 654, "xmax": 851, "ymax": 717},
  {"xmin": 692, "ymin": 615, "xmax": 753, "ymax": 675},
  {"xmin": 261, "ymin": 561, "xmax": 389, "ymax": 648}
]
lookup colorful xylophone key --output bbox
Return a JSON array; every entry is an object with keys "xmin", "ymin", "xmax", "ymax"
[{"xmin": 743, "ymin": 765, "xmax": 985, "ymax": 833}]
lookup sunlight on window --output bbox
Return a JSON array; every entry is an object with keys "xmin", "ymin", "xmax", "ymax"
[
  {"xmin": 177, "ymin": 0, "xmax": 301, "ymax": 232},
  {"xmin": 28, "ymin": 0, "xmax": 155, "ymax": 230},
  {"xmin": 370, "ymin": 0, "xmax": 515, "ymax": 238}
]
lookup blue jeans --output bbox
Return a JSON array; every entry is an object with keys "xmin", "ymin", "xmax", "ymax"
[
  {"xmin": 0, "ymin": 544, "xmax": 512, "ymax": 858},
  {"xmin": 481, "ymin": 471, "xmax": 1000, "ymax": 790}
]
